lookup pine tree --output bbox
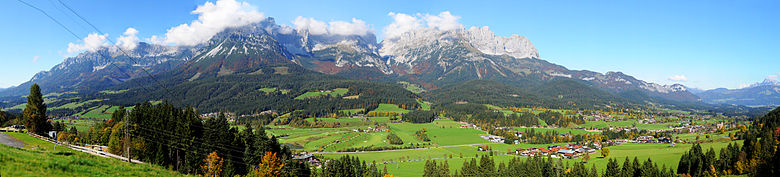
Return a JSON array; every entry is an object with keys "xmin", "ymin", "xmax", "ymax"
[
  {"xmin": 23, "ymin": 83, "xmax": 49, "ymax": 135},
  {"xmin": 0, "ymin": 109, "xmax": 6, "ymax": 125},
  {"xmin": 423, "ymin": 160, "xmax": 437, "ymax": 177},
  {"xmin": 678, "ymin": 152, "xmax": 689, "ymax": 175},
  {"xmin": 621, "ymin": 157, "xmax": 633, "ymax": 177},
  {"xmin": 605, "ymin": 158, "xmax": 620, "ymax": 177},
  {"xmin": 589, "ymin": 165, "xmax": 598, "ymax": 177},
  {"xmin": 479, "ymin": 154, "xmax": 495, "ymax": 175},
  {"xmin": 632, "ymin": 157, "xmax": 641, "ymax": 177}
]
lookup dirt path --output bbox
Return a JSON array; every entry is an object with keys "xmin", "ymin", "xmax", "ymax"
[{"xmin": 0, "ymin": 132, "xmax": 27, "ymax": 148}]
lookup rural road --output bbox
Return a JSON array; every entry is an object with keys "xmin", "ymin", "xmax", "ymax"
[
  {"xmin": 311, "ymin": 142, "xmax": 499, "ymax": 155},
  {"xmin": 0, "ymin": 132, "xmax": 27, "ymax": 148}
]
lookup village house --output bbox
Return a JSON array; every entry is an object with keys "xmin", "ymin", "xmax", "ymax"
[
  {"xmin": 615, "ymin": 139, "xmax": 628, "ymax": 143},
  {"xmin": 635, "ymin": 136, "xmax": 655, "ymax": 143},
  {"xmin": 657, "ymin": 137, "xmax": 672, "ymax": 143},
  {"xmin": 293, "ymin": 153, "xmax": 321, "ymax": 167}
]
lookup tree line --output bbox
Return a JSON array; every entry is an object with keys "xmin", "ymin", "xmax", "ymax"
[
  {"xmin": 677, "ymin": 106, "xmax": 780, "ymax": 177},
  {"xmin": 74, "ymin": 102, "xmax": 310, "ymax": 176}
]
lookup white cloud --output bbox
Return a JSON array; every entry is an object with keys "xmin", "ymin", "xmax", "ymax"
[
  {"xmin": 162, "ymin": 0, "xmax": 265, "ymax": 46},
  {"xmin": 383, "ymin": 11, "xmax": 464, "ymax": 40},
  {"xmin": 276, "ymin": 25, "xmax": 294, "ymax": 34},
  {"xmin": 67, "ymin": 33, "xmax": 109, "ymax": 54},
  {"xmin": 766, "ymin": 73, "xmax": 780, "ymax": 82},
  {"xmin": 738, "ymin": 83, "xmax": 752, "ymax": 89},
  {"xmin": 293, "ymin": 17, "xmax": 328, "ymax": 35},
  {"xmin": 146, "ymin": 35, "xmax": 165, "ymax": 44},
  {"xmin": 384, "ymin": 12, "xmax": 422, "ymax": 39},
  {"xmin": 328, "ymin": 18, "xmax": 372, "ymax": 36},
  {"xmin": 32, "ymin": 56, "xmax": 40, "ymax": 63},
  {"xmin": 423, "ymin": 11, "xmax": 462, "ymax": 31},
  {"xmin": 292, "ymin": 17, "xmax": 372, "ymax": 36},
  {"xmin": 117, "ymin": 27, "xmax": 140, "ymax": 50},
  {"xmin": 668, "ymin": 75, "xmax": 688, "ymax": 82}
]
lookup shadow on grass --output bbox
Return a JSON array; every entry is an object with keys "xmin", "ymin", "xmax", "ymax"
[{"xmin": 53, "ymin": 151, "xmax": 74, "ymax": 156}]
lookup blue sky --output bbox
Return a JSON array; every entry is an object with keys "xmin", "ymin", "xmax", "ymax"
[{"xmin": 1, "ymin": 0, "xmax": 777, "ymax": 89}]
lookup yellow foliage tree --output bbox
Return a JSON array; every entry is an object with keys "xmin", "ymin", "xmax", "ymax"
[
  {"xmin": 201, "ymin": 152, "xmax": 223, "ymax": 177},
  {"xmin": 383, "ymin": 174, "xmax": 394, "ymax": 177},
  {"xmin": 252, "ymin": 152, "xmax": 285, "ymax": 177}
]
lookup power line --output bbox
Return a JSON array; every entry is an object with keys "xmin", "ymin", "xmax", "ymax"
[
  {"xmin": 55, "ymin": 0, "xmax": 176, "ymax": 99},
  {"xmin": 16, "ymin": 0, "xmax": 174, "ymax": 101},
  {"xmin": 16, "ymin": 0, "xmax": 80, "ymax": 40}
]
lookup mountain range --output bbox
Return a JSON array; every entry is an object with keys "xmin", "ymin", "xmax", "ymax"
[
  {"xmin": 694, "ymin": 79, "xmax": 780, "ymax": 107},
  {"xmin": 1, "ymin": 16, "xmax": 771, "ymax": 113}
]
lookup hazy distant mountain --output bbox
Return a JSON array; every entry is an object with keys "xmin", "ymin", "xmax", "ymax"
[
  {"xmin": 0, "ymin": 43, "xmax": 199, "ymax": 97},
  {"xmin": 696, "ymin": 79, "xmax": 780, "ymax": 106}
]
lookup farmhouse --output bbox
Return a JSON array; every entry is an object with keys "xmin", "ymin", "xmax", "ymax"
[
  {"xmin": 615, "ymin": 139, "xmax": 628, "ymax": 143},
  {"xmin": 293, "ymin": 153, "xmax": 321, "ymax": 167},
  {"xmin": 635, "ymin": 136, "xmax": 655, "ymax": 143}
]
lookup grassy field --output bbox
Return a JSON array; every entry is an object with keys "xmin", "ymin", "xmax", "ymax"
[
  {"xmin": 99, "ymin": 89, "xmax": 129, "ymax": 94},
  {"xmin": 339, "ymin": 109, "xmax": 364, "ymax": 115},
  {"xmin": 258, "ymin": 87, "xmax": 290, "ymax": 94},
  {"xmin": 50, "ymin": 99, "xmax": 106, "ymax": 110},
  {"xmin": 417, "ymin": 100, "xmax": 431, "ymax": 111},
  {"xmin": 73, "ymin": 105, "xmax": 113, "ymax": 119},
  {"xmin": 579, "ymin": 120, "xmax": 676, "ymax": 130},
  {"xmin": 370, "ymin": 104, "xmax": 410, "ymax": 114},
  {"xmin": 271, "ymin": 117, "xmax": 488, "ymax": 152},
  {"xmin": 52, "ymin": 119, "xmax": 99, "ymax": 131},
  {"xmin": 323, "ymin": 140, "xmax": 742, "ymax": 176},
  {"xmin": 294, "ymin": 88, "xmax": 349, "ymax": 100},
  {"xmin": 515, "ymin": 127, "xmax": 596, "ymax": 135},
  {"xmin": 3, "ymin": 103, "xmax": 26, "ymax": 110},
  {"xmin": 0, "ymin": 132, "xmax": 185, "ymax": 177}
]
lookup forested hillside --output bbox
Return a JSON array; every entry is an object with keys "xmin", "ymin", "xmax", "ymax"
[{"xmin": 102, "ymin": 64, "xmax": 420, "ymax": 116}]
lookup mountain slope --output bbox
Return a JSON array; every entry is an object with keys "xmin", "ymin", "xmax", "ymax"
[
  {"xmin": 0, "ymin": 43, "xmax": 197, "ymax": 97},
  {"xmin": 697, "ymin": 79, "xmax": 780, "ymax": 106},
  {"xmin": 379, "ymin": 26, "xmax": 699, "ymax": 103}
]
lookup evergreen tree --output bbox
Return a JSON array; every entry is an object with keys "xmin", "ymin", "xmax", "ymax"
[
  {"xmin": 631, "ymin": 157, "xmax": 641, "ymax": 177},
  {"xmin": 589, "ymin": 165, "xmax": 598, "ymax": 177},
  {"xmin": 605, "ymin": 158, "xmax": 620, "ymax": 177},
  {"xmin": 479, "ymin": 154, "xmax": 495, "ymax": 175},
  {"xmin": 423, "ymin": 160, "xmax": 437, "ymax": 177},
  {"xmin": 620, "ymin": 157, "xmax": 633, "ymax": 177},
  {"xmin": 23, "ymin": 83, "xmax": 49, "ymax": 135},
  {"xmin": 439, "ymin": 160, "xmax": 450, "ymax": 177}
]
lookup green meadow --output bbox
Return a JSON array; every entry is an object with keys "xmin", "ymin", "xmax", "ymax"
[
  {"xmin": 0, "ymin": 132, "xmax": 185, "ymax": 177},
  {"xmin": 370, "ymin": 104, "xmax": 410, "ymax": 113},
  {"xmin": 294, "ymin": 88, "xmax": 349, "ymax": 100}
]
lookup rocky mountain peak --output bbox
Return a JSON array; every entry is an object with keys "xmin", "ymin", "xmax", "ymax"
[{"xmin": 379, "ymin": 27, "xmax": 539, "ymax": 65}]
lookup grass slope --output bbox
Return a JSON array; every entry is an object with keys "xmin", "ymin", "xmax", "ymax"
[{"xmin": 0, "ymin": 132, "xmax": 184, "ymax": 177}]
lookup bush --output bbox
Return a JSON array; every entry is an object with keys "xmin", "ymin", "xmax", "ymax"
[{"xmin": 386, "ymin": 133, "xmax": 404, "ymax": 145}]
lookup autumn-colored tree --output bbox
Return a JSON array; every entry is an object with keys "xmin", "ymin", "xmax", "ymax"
[
  {"xmin": 383, "ymin": 174, "xmax": 393, "ymax": 177},
  {"xmin": 201, "ymin": 152, "xmax": 224, "ymax": 177},
  {"xmin": 251, "ymin": 152, "xmax": 285, "ymax": 177},
  {"xmin": 601, "ymin": 147, "xmax": 610, "ymax": 158},
  {"xmin": 583, "ymin": 152, "xmax": 591, "ymax": 162}
]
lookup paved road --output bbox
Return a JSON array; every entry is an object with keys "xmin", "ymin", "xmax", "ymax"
[
  {"xmin": 0, "ymin": 132, "xmax": 27, "ymax": 148},
  {"xmin": 312, "ymin": 142, "xmax": 499, "ymax": 155}
]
